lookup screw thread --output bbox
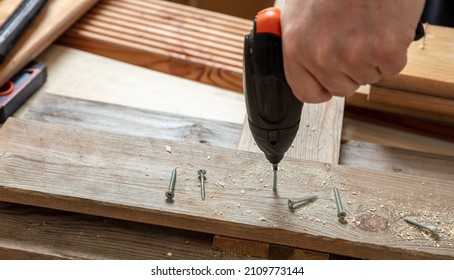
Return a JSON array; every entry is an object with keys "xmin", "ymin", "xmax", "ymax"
[
  {"xmin": 288, "ymin": 195, "xmax": 318, "ymax": 209},
  {"xmin": 333, "ymin": 187, "xmax": 346, "ymax": 219},
  {"xmin": 404, "ymin": 218, "xmax": 437, "ymax": 234}
]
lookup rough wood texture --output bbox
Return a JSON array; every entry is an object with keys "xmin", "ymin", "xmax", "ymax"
[
  {"xmin": 212, "ymin": 236, "xmax": 270, "ymax": 259},
  {"xmin": 32, "ymin": 45, "xmax": 246, "ymax": 125},
  {"xmin": 0, "ymin": 0, "xmax": 98, "ymax": 86},
  {"xmin": 342, "ymin": 117, "xmax": 454, "ymax": 157},
  {"xmin": 375, "ymin": 24, "xmax": 454, "ymax": 99},
  {"xmin": 368, "ymin": 87, "xmax": 454, "ymax": 117},
  {"xmin": 238, "ymin": 97, "xmax": 345, "ymax": 164},
  {"xmin": 346, "ymin": 92, "xmax": 454, "ymax": 125},
  {"xmin": 0, "ymin": 118, "xmax": 453, "ymax": 259},
  {"xmin": 339, "ymin": 140, "xmax": 454, "ymax": 182},
  {"xmin": 22, "ymin": 93, "xmax": 241, "ymax": 150},
  {"xmin": 0, "ymin": 202, "xmax": 250, "ymax": 260},
  {"xmin": 57, "ymin": 0, "xmax": 251, "ymax": 92}
]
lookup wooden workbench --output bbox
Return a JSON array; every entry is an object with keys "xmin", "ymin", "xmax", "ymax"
[{"xmin": 0, "ymin": 0, "xmax": 453, "ymax": 259}]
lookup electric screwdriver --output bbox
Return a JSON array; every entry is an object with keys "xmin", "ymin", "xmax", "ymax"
[
  {"xmin": 243, "ymin": 7, "xmax": 424, "ymax": 190},
  {"xmin": 243, "ymin": 7, "xmax": 303, "ymax": 190}
]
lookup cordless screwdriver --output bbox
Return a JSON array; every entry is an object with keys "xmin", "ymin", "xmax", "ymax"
[
  {"xmin": 243, "ymin": 7, "xmax": 425, "ymax": 190},
  {"xmin": 243, "ymin": 7, "xmax": 303, "ymax": 190}
]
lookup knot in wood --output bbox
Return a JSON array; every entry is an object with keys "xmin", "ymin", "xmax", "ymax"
[{"xmin": 356, "ymin": 213, "xmax": 389, "ymax": 233}]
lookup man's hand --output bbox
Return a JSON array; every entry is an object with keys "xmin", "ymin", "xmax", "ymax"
[{"xmin": 281, "ymin": 0, "xmax": 425, "ymax": 103}]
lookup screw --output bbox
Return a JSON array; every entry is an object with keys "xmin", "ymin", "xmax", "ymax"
[
  {"xmin": 198, "ymin": 169, "xmax": 206, "ymax": 201},
  {"xmin": 288, "ymin": 195, "xmax": 318, "ymax": 209},
  {"xmin": 272, "ymin": 164, "xmax": 278, "ymax": 191},
  {"xmin": 165, "ymin": 168, "xmax": 177, "ymax": 199},
  {"xmin": 404, "ymin": 218, "xmax": 437, "ymax": 235},
  {"xmin": 333, "ymin": 187, "xmax": 346, "ymax": 219}
]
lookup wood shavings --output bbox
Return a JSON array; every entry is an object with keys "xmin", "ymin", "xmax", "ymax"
[
  {"xmin": 259, "ymin": 217, "xmax": 266, "ymax": 221},
  {"xmin": 167, "ymin": 252, "xmax": 172, "ymax": 257},
  {"xmin": 206, "ymin": 155, "xmax": 211, "ymax": 160},
  {"xmin": 165, "ymin": 145, "xmax": 172, "ymax": 153}
]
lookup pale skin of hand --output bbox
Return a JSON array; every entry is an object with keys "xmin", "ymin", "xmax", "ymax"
[{"xmin": 281, "ymin": 0, "xmax": 426, "ymax": 103}]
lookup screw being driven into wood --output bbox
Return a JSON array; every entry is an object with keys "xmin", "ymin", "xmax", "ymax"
[
  {"xmin": 333, "ymin": 187, "xmax": 346, "ymax": 220},
  {"xmin": 198, "ymin": 169, "xmax": 206, "ymax": 201},
  {"xmin": 288, "ymin": 195, "xmax": 318, "ymax": 209},
  {"xmin": 404, "ymin": 217, "xmax": 437, "ymax": 235},
  {"xmin": 165, "ymin": 167, "xmax": 177, "ymax": 199}
]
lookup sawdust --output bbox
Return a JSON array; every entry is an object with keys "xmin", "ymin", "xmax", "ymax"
[{"xmin": 165, "ymin": 145, "xmax": 172, "ymax": 153}]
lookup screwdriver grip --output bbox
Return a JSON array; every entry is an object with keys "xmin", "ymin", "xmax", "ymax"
[
  {"xmin": 0, "ymin": 0, "xmax": 48, "ymax": 64},
  {"xmin": 244, "ymin": 8, "xmax": 303, "ymax": 164}
]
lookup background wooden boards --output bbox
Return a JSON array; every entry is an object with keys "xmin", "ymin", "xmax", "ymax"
[
  {"xmin": 58, "ymin": 0, "xmax": 250, "ymax": 92},
  {"xmin": 0, "ymin": 0, "xmax": 98, "ymax": 86},
  {"xmin": 0, "ymin": 118, "xmax": 453, "ymax": 259}
]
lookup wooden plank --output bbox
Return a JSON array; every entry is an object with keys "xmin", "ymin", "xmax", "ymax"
[
  {"xmin": 368, "ymin": 87, "xmax": 454, "ymax": 117},
  {"xmin": 0, "ymin": 0, "xmax": 98, "ymax": 86},
  {"xmin": 268, "ymin": 245, "xmax": 330, "ymax": 260},
  {"xmin": 339, "ymin": 140, "xmax": 454, "ymax": 182},
  {"xmin": 346, "ymin": 92, "xmax": 454, "ymax": 125},
  {"xmin": 375, "ymin": 24, "xmax": 454, "ymax": 99},
  {"xmin": 0, "ymin": 118, "xmax": 453, "ymax": 259},
  {"xmin": 212, "ymin": 236, "xmax": 270, "ymax": 259},
  {"xmin": 57, "ymin": 0, "xmax": 252, "ymax": 92},
  {"xmin": 238, "ymin": 97, "xmax": 344, "ymax": 164},
  {"xmin": 342, "ymin": 117, "xmax": 454, "ymax": 157},
  {"xmin": 0, "ymin": 202, "xmax": 250, "ymax": 260},
  {"xmin": 21, "ymin": 93, "xmax": 241, "ymax": 150},
  {"xmin": 30, "ymin": 45, "xmax": 246, "ymax": 125}
]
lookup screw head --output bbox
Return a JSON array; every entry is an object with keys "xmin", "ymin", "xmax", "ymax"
[
  {"xmin": 287, "ymin": 199, "xmax": 294, "ymax": 209},
  {"xmin": 198, "ymin": 169, "xmax": 206, "ymax": 176},
  {"xmin": 165, "ymin": 191, "xmax": 174, "ymax": 199}
]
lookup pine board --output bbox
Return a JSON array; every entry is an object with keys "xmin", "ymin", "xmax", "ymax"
[
  {"xmin": 0, "ymin": 118, "xmax": 453, "ymax": 259},
  {"xmin": 376, "ymin": 24, "xmax": 454, "ymax": 99}
]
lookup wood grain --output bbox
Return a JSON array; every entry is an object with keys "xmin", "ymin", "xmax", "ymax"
[
  {"xmin": 368, "ymin": 87, "xmax": 454, "ymax": 117},
  {"xmin": 212, "ymin": 236, "xmax": 270, "ymax": 259},
  {"xmin": 0, "ymin": 202, "xmax": 250, "ymax": 260},
  {"xmin": 238, "ymin": 97, "xmax": 345, "ymax": 164},
  {"xmin": 33, "ymin": 45, "xmax": 246, "ymax": 125},
  {"xmin": 375, "ymin": 24, "xmax": 454, "ymax": 99},
  {"xmin": 0, "ymin": 118, "xmax": 453, "ymax": 259},
  {"xmin": 22, "ymin": 93, "xmax": 242, "ymax": 150},
  {"xmin": 57, "ymin": 0, "xmax": 251, "ymax": 92},
  {"xmin": 346, "ymin": 92, "xmax": 454, "ymax": 125},
  {"xmin": 340, "ymin": 140, "xmax": 454, "ymax": 181},
  {"xmin": 0, "ymin": 0, "xmax": 98, "ymax": 86},
  {"xmin": 342, "ymin": 117, "xmax": 454, "ymax": 157}
]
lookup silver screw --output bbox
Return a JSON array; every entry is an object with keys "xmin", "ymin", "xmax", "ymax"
[
  {"xmin": 333, "ymin": 187, "xmax": 346, "ymax": 219},
  {"xmin": 404, "ymin": 218, "xmax": 437, "ymax": 235},
  {"xmin": 165, "ymin": 168, "xmax": 177, "ymax": 199},
  {"xmin": 198, "ymin": 169, "xmax": 206, "ymax": 201},
  {"xmin": 288, "ymin": 195, "xmax": 318, "ymax": 209}
]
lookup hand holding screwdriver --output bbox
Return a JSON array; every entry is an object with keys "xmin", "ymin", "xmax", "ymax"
[{"xmin": 280, "ymin": 0, "xmax": 426, "ymax": 103}]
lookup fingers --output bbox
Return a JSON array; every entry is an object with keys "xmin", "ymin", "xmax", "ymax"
[{"xmin": 283, "ymin": 52, "xmax": 332, "ymax": 103}]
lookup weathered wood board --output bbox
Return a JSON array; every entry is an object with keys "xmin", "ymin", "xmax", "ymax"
[
  {"xmin": 0, "ymin": 202, "xmax": 250, "ymax": 260},
  {"xmin": 22, "ymin": 93, "xmax": 242, "ymax": 150},
  {"xmin": 238, "ymin": 97, "xmax": 345, "ymax": 164},
  {"xmin": 0, "ymin": 118, "xmax": 453, "ymax": 259}
]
